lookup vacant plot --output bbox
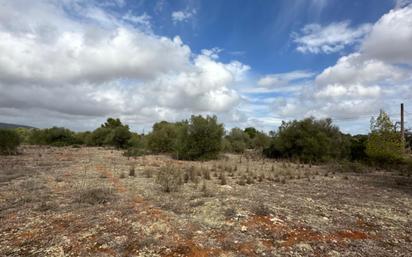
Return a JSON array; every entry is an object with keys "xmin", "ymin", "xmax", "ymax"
[{"xmin": 0, "ymin": 146, "xmax": 411, "ymax": 257}]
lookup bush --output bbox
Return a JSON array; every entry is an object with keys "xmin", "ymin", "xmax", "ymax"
[
  {"xmin": 89, "ymin": 118, "xmax": 131, "ymax": 148},
  {"xmin": 175, "ymin": 115, "xmax": 224, "ymax": 160},
  {"xmin": 225, "ymin": 128, "xmax": 250, "ymax": 153},
  {"xmin": 263, "ymin": 117, "xmax": 350, "ymax": 163},
  {"xmin": 75, "ymin": 187, "xmax": 117, "ymax": 205},
  {"xmin": 28, "ymin": 127, "xmax": 76, "ymax": 146},
  {"xmin": 349, "ymin": 135, "xmax": 368, "ymax": 161},
  {"xmin": 155, "ymin": 166, "xmax": 183, "ymax": 192},
  {"xmin": 147, "ymin": 121, "xmax": 178, "ymax": 153},
  {"xmin": 0, "ymin": 129, "xmax": 21, "ymax": 155},
  {"xmin": 366, "ymin": 110, "xmax": 404, "ymax": 164}
]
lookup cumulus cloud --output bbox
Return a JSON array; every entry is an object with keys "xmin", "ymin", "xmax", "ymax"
[
  {"xmin": 362, "ymin": 5, "xmax": 412, "ymax": 64},
  {"xmin": 171, "ymin": 9, "xmax": 196, "ymax": 23},
  {"xmin": 0, "ymin": 0, "xmax": 249, "ymax": 130},
  {"xmin": 293, "ymin": 21, "xmax": 372, "ymax": 54},
  {"xmin": 271, "ymin": 5, "xmax": 412, "ymax": 133}
]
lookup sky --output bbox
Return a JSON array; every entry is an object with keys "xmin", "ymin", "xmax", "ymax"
[{"xmin": 0, "ymin": 0, "xmax": 411, "ymax": 134}]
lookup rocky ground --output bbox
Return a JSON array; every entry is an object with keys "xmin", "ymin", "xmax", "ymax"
[{"xmin": 0, "ymin": 146, "xmax": 411, "ymax": 257}]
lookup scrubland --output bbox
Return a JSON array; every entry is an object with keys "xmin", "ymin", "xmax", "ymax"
[{"xmin": 0, "ymin": 146, "xmax": 411, "ymax": 257}]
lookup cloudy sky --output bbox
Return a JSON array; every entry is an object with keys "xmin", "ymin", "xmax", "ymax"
[{"xmin": 1, "ymin": 0, "xmax": 411, "ymax": 134}]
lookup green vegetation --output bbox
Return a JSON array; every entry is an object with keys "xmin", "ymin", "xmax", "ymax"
[
  {"xmin": 0, "ymin": 129, "xmax": 21, "ymax": 155},
  {"xmin": 174, "ymin": 115, "xmax": 224, "ymax": 160},
  {"xmin": 366, "ymin": 110, "xmax": 404, "ymax": 164},
  {"xmin": 263, "ymin": 117, "xmax": 350, "ymax": 162},
  {"xmin": 6, "ymin": 111, "xmax": 408, "ymax": 169}
]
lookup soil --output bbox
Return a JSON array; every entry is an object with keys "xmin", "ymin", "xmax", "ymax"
[{"xmin": 0, "ymin": 146, "xmax": 411, "ymax": 257}]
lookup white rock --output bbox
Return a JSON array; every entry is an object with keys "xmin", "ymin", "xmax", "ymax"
[{"xmin": 241, "ymin": 225, "xmax": 247, "ymax": 232}]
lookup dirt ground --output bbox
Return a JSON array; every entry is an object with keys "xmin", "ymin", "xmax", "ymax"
[{"xmin": 0, "ymin": 146, "xmax": 411, "ymax": 257}]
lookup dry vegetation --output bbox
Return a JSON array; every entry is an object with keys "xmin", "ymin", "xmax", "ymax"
[{"xmin": 1, "ymin": 146, "xmax": 411, "ymax": 257}]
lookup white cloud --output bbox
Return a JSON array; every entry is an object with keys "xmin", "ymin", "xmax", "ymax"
[
  {"xmin": 270, "ymin": 5, "xmax": 412, "ymax": 133},
  {"xmin": 171, "ymin": 9, "xmax": 196, "ymax": 23},
  {"xmin": 0, "ymin": 0, "xmax": 249, "ymax": 130},
  {"xmin": 362, "ymin": 5, "xmax": 412, "ymax": 64},
  {"xmin": 293, "ymin": 21, "xmax": 372, "ymax": 54},
  {"xmin": 258, "ymin": 70, "xmax": 315, "ymax": 87}
]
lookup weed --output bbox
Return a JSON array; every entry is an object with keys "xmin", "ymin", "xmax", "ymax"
[
  {"xmin": 252, "ymin": 202, "xmax": 270, "ymax": 216},
  {"xmin": 129, "ymin": 165, "xmax": 136, "ymax": 177},
  {"xmin": 75, "ymin": 187, "xmax": 117, "ymax": 205},
  {"xmin": 156, "ymin": 166, "xmax": 183, "ymax": 193}
]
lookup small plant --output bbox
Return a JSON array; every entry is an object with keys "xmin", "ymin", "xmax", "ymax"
[
  {"xmin": 224, "ymin": 207, "xmax": 237, "ymax": 219},
  {"xmin": 219, "ymin": 173, "xmax": 227, "ymax": 185},
  {"xmin": 237, "ymin": 175, "xmax": 246, "ymax": 186},
  {"xmin": 252, "ymin": 202, "xmax": 270, "ymax": 216},
  {"xmin": 129, "ymin": 165, "xmax": 136, "ymax": 177},
  {"xmin": 75, "ymin": 187, "xmax": 117, "ymax": 205},
  {"xmin": 246, "ymin": 175, "xmax": 254, "ymax": 184},
  {"xmin": 156, "ymin": 166, "xmax": 183, "ymax": 193},
  {"xmin": 186, "ymin": 166, "xmax": 199, "ymax": 183},
  {"xmin": 202, "ymin": 168, "xmax": 211, "ymax": 180},
  {"xmin": 142, "ymin": 168, "xmax": 154, "ymax": 178}
]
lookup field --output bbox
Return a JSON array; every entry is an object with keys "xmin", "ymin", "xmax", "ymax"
[{"xmin": 1, "ymin": 146, "xmax": 411, "ymax": 257}]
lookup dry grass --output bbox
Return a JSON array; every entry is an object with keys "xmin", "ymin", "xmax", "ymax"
[{"xmin": 0, "ymin": 146, "xmax": 411, "ymax": 257}]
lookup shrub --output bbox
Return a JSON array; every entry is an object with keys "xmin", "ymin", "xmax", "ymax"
[
  {"xmin": 225, "ymin": 128, "xmax": 250, "ymax": 153},
  {"xmin": 147, "ymin": 121, "xmax": 178, "ymax": 153},
  {"xmin": 263, "ymin": 117, "xmax": 350, "ymax": 163},
  {"xmin": 0, "ymin": 129, "xmax": 21, "ymax": 155},
  {"xmin": 89, "ymin": 118, "xmax": 132, "ymax": 148},
  {"xmin": 175, "ymin": 115, "xmax": 224, "ymax": 160},
  {"xmin": 28, "ymin": 127, "xmax": 76, "ymax": 146},
  {"xmin": 349, "ymin": 135, "xmax": 368, "ymax": 161},
  {"xmin": 129, "ymin": 165, "xmax": 136, "ymax": 177},
  {"xmin": 366, "ymin": 110, "xmax": 404, "ymax": 164},
  {"xmin": 156, "ymin": 166, "xmax": 183, "ymax": 192},
  {"xmin": 75, "ymin": 187, "xmax": 117, "ymax": 205}
]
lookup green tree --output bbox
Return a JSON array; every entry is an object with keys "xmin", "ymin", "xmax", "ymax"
[
  {"xmin": 0, "ymin": 129, "xmax": 21, "ymax": 155},
  {"xmin": 175, "ymin": 115, "xmax": 224, "ymax": 160},
  {"xmin": 244, "ymin": 127, "xmax": 258, "ymax": 139},
  {"xmin": 90, "ymin": 118, "xmax": 132, "ymax": 148},
  {"xmin": 225, "ymin": 128, "xmax": 250, "ymax": 153},
  {"xmin": 147, "ymin": 121, "xmax": 178, "ymax": 153},
  {"xmin": 366, "ymin": 110, "xmax": 403, "ymax": 163},
  {"xmin": 263, "ymin": 117, "xmax": 350, "ymax": 162}
]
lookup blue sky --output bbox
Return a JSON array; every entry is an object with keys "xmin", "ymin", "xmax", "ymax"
[{"xmin": 0, "ymin": 0, "xmax": 411, "ymax": 134}]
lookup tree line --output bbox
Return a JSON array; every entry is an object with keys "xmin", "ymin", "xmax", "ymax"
[{"xmin": 1, "ymin": 111, "xmax": 411, "ymax": 167}]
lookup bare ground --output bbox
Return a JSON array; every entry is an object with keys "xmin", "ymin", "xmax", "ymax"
[{"xmin": 0, "ymin": 146, "xmax": 411, "ymax": 257}]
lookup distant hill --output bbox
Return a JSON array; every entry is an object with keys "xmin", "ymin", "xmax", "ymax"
[{"xmin": 0, "ymin": 122, "xmax": 35, "ymax": 129}]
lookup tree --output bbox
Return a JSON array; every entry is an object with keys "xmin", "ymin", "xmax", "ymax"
[
  {"xmin": 366, "ymin": 110, "xmax": 403, "ymax": 163},
  {"xmin": 90, "ymin": 118, "xmax": 131, "ymax": 148},
  {"xmin": 147, "ymin": 121, "xmax": 178, "ymax": 153},
  {"xmin": 225, "ymin": 128, "xmax": 250, "ymax": 153},
  {"xmin": 105, "ymin": 126, "xmax": 132, "ymax": 149},
  {"xmin": 263, "ymin": 117, "xmax": 350, "ymax": 162},
  {"xmin": 244, "ymin": 127, "xmax": 258, "ymax": 139},
  {"xmin": 175, "ymin": 115, "xmax": 224, "ymax": 160},
  {"xmin": 0, "ymin": 129, "xmax": 21, "ymax": 155}
]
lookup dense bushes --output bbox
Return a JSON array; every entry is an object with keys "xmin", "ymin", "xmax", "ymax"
[
  {"xmin": 0, "ymin": 129, "xmax": 21, "ymax": 155},
  {"xmin": 28, "ymin": 127, "xmax": 76, "ymax": 146},
  {"xmin": 263, "ymin": 117, "xmax": 350, "ymax": 162},
  {"xmin": 10, "ymin": 111, "xmax": 406, "ymax": 167}
]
